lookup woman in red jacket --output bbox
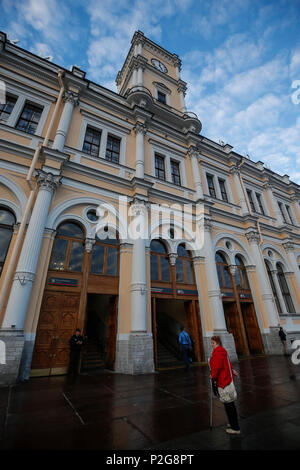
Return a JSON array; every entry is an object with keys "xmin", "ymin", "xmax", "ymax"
[{"xmin": 210, "ymin": 335, "xmax": 240, "ymax": 434}]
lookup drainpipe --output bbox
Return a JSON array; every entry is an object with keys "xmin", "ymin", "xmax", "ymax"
[{"xmin": 0, "ymin": 70, "xmax": 65, "ymax": 318}]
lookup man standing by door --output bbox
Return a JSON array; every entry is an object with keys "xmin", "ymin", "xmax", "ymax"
[
  {"xmin": 68, "ymin": 328, "xmax": 84, "ymax": 377},
  {"xmin": 179, "ymin": 326, "xmax": 192, "ymax": 371},
  {"xmin": 278, "ymin": 326, "xmax": 288, "ymax": 355}
]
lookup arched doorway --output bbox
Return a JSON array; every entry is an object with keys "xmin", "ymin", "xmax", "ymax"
[
  {"xmin": 151, "ymin": 240, "xmax": 204, "ymax": 369},
  {"xmin": 31, "ymin": 222, "xmax": 120, "ymax": 376},
  {"xmin": 216, "ymin": 251, "xmax": 264, "ymax": 356}
]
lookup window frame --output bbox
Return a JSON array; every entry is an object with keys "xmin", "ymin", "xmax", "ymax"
[
  {"xmin": 150, "ymin": 240, "xmax": 170, "ymax": 283},
  {"xmin": 105, "ymin": 134, "xmax": 121, "ymax": 164},
  {"xmin": 15, "ymin": 101, "xmax": 44, "ymax": 135},
  {"xmin": 49, "ymin": 223, "xmax": 85, "ymax": 273},
  {"xmin": 82, "ymin": 125, "xmax": 102, "ymax": 158},
  {"xmin": 206, "ymin": 174, "xmax": 216, "ymax": 198},
  {"xmin": 90, "ymin": 236, "xmax": 120, "ymax": 277},
  {"xmin": 155, "ymin": 153, "xmax": 166, "ymax": 181},
  {"xmin": 218, "ymin": 178, "xmax": 228, "ymax": 203},
  {"xmin": 0, "ymin": 94, "xmax": 17, "ymax": 123},
  {"xmin": 170, "ymin": 159, "xmax": 181, "ymax": 186}
]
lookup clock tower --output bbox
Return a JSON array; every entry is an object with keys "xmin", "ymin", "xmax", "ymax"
[{"xmin": 116, "ymin": 31, "xmax": 188, "ymax": 113}]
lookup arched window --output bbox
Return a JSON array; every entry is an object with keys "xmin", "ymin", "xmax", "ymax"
[
  {"xmin": 215, "ymin": 251, "xmax": 232, "ymax": 289},
  {"xmin": 276, "ymin": 263, "xmax": 295, "ymax": 313},
  {"xmin": 150, "ymin": 239, "xmax": 170, "ymax": 282},
  {"xmin": 49, "ymin": 222, "xmax": 85, "ymax": 272},
  {"xmin": 176, "ymin": 244, "xmax": 195, "ymax": 284},
  {"xmin": 234, "ymin": 255, "xmax": 250, "ymax": 290},
  {"xmin": 265, "ymin": 260, "xmax": 282, "ymax": 313},
  {"xmin": 91, "ymin": 234, "xmax": 119, "ymax": 276},
  {"xmin": 0, "ymin": 207, "xmax": 16, "ymax": 275}
]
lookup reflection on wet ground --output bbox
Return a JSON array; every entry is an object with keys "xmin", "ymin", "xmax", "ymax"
[{"xmin": 0, "ymin": 356, "xmax": 299, "ymax": 450}]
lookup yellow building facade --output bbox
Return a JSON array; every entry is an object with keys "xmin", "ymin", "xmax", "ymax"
[{"xmin": 0, "ymin": 30, "xmax": 300, "ymax": 384}]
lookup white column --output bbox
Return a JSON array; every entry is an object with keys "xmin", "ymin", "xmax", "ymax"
[
  {"xmin": 134, "ymin": 122, "xmax": 147, "ymax": 179},
  {"xmin": 270, "ymin": 269, "xmax": 288, "ymax": 315},
  {"xmin": 263, "ymin": 183, "xmax": 284, "ymax": 225},
  {"xmin": 230, "ymin": 167, "xmax": 248, "ymax": 215},
  {"xmin": 246, "ymin": 231, "xmax": 279, "ymax": 327},
  {"xmin": 201, "ymin": 219, "xmax": 227, "ymax": 331},
  {"xmin": 130, "ymin": 200, "xmax": 148, "ymax": 332},
  {"xmin": 52, "ymin": 90, "xmax": 79, "ymax": 152},
  {"xmin": 283, "ymin": 241, "xmax": 300, "ymax": 291},
  {"xmin": 137, "ymin": 67, "xmax": 143, "ymax": 87},
  {"xmin": 2, "ymin": 171, "xmax": 61, "ymax": 329},
  {"xmin": 132, "ymin": 67, "xmax": 138, "ymax": 87},
  {"xmin": 188, "ymin": 147, "xmax": 204, "ymax": 200}
]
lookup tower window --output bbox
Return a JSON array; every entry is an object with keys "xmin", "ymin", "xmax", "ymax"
[
  {"xmin": 157, "ymin": 91, "xmax": 166, "ymax": 104},
  {"xmin": 171, "ymin": 160, "xmax": 181, "ymax": 186},
  {"xmin": 155, "ymin": 154, "xmax": 165, "ymax": 180},
  {"xmin": 218, "ymin": 178, "xmax": 228, "ymax": 202},
  {"xmin": 206, "ymin": 174, "xmax": 216, "ymax": 198}
]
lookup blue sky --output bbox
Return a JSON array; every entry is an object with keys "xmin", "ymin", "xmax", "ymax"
[{"xmin": 1, "ymin": 0, "xmax": 300, "ymax": 182}]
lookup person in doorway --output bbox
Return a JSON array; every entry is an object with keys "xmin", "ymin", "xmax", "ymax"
[
  {"xmin": 279, "ymin": 327, "xmax": 288, "ymax": 355},
  {"xmin": 68, "ymin": 328, "xmax": 84, "ymax": 377},
  {"xmin": 210, "ymin": 336, "xmax": 240, "ymax": 435},
  {"xmin": 179, "ymin": 326, "xmax": 192, "ymax": 371}
]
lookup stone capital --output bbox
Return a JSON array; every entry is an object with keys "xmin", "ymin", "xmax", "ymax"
[
  {"xmin": 245, "ymin": 231, "xmax": 260, "ymax": 245},
  {"xmin": 130, "ymin": 198, "xmax": 148, "ymax": 217},
  {"xmin": 133, "ymin": 121, "xmax": 147, "ymax": 135},
  {"xmin": 229, "ymin": 165, "xmax": 240, "ymax": 176},
  {"xmin": 36, "ymin": 171, "xmax": 61, "ymax": 194},
  {"xmin": 63, "ymin": 90, "xmax": 79, "ymax": 107},
  {"xmin": 85, "ymin": 238, "xmax": 96, "ymax": 253},
  {"xmin": 169, "ymin": 253, "xmax": 178, "ymax": 266},
  {"xmin": 283, "ymin": 241, "xmax": 294, "ymax": 253},
  {"xmin": 187, "ymin": 145, "xmax": 200, "ymax": 160},
  {"xmin": 177, "ymin": 81, "xmax": 187, "ymax": 95},
  {"xmin": 228, "ymin": 265, "xmax": 237, "ymax": 275}
]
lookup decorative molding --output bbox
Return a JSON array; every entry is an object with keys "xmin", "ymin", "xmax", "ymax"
[
  {"xmin": 13, "ymin": 271, "xmax": 35, "ymax": 285},
  {"xmin": 85, "ymin": 238, "xmax": 95, "ymax": 253},
  {"xmin": 169, "ymin": 253, "xmax": 177, "ymax": 266},
  {"xmin": 133, "ymin": 121, "xmax": 147, "ymax": 135},
  {"xmin": 283, "ymin": 241, "xmax": 295, "ymax": 253},
  {"xmin": 63, "ymin": 90, "xmax": 79, "ymax": 107},
  {"xmin": 36, "ymin": 171, "xmax": 61, "ymax": 193},
  {"xmin": 245, "ymin": 231, "xmax": 260, "ymax": 245}
]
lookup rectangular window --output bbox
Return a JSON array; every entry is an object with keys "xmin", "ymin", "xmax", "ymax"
[
  {"xmin": 206, "ymin": 174, "xmax": 216, "ymax": 198},
  {"xmin": 0, "ymin": 95, "xmax": 17, "ymax": 122},
  {"xmin": 278, "ymin": 202, "xmax": 287, "ymax": 223},
  {"xmin": 157, "ymin": 91, "xmax": 166, "ymax": 104},
  {"xmin": 16, "ymin": 102, "xmax": 43, "ymax": 134},
  {"xmin": 171, "ymin": 160, "xmax": 181, "ymax": 186},
  {"xmin": 256, "ymin": 193, "xmax": 265, "ymax": 215},
  {"xmin": 247, "ymin": 190, "xmax": 256, "ymax": 212},
  {"xmin": 82, "ymin": 126, "xmax": 101, "ymax": 157},
  {"xmin": 218, "ymin": 178, "xmax": 228, "ymax": 202},
  {"xmin": 285, "ymin": 205, "xmax": 293, "ymax": 224},
  {"xmin": 105, "ymin": 135, "xmax": 120, "ymax": 163},
  {"xmin": 155, "ymin": 154, "xmax": 165, "ymax": 180}
]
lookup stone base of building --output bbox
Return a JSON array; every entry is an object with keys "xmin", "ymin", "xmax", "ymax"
[
  {"xmin": 0, "ymin": 328, "xmax": 25, "ymax": 386},
  {"xmin": 203, "ymin": 330, "xmax": 238, "ymax": 363},
  {"xmin": 115, "ymin": 333, "xmax": 155, "ymax": 374},
  {"xmin": 262, "ymin": 327, "xmax": 286, "ymax": 355},
  {"xmin": 18, "ymin": 335, "xmax": 35, "ymax": 381}
]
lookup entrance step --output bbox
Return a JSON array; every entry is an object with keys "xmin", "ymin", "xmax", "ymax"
[
  {"xmin": 157, "ymin": 340, "xmax": 182, "ymax": 368},
  {"xmin": 81, "ymin": 339, "xmax": 105, "ymax": 372}
]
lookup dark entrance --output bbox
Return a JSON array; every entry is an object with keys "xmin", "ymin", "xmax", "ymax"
[
  {"xmin": 152, "ymin": 298, "xmax": 204, "ymax": 369},
  {"xmin": 82, "ymin": 294, "xmax": 118, "ymax": 372}
]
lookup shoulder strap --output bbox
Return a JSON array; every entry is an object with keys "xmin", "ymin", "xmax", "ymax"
[{"xmin": 227, "ymin": 354, "xmax": 233, "ymax": 381}]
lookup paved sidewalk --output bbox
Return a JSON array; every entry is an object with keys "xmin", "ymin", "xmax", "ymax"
[{"xmin": 0, "ymin": 356, "xmax": 300, "ymax": 450}]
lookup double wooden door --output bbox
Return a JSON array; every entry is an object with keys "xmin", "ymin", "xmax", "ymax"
[
  {"xmin": 223, "ymin": 301, "xmax": 264, "ymax": 356},
  {"xmin": 31, "ymin": 291, "xmax": 80, "ymax": 376}
]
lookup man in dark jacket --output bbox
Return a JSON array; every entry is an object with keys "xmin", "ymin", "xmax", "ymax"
[
  {"xmin": 68, "ymin": 329, "xmax": 84, "ymax": 377},
  {"xmin": 279, "ymin": 327, "xmax": 288, "ymax": 355}
]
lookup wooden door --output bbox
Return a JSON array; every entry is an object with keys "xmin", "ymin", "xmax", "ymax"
[
  {"xmin": 31, "ymin": 291, "xmax": 80, "ymax": 376},
  {"xmin": 241, "ymin": 303, "xmax": 264, "ymax": 354},
  {"xmin": 223, "ymin": 302, "xmax": 244, "ymax": 355},
  {"xmin": 184, "ymin": 300, "xmax": 204, "ymax": 362},
  {"xmin": 105, "ymin": 296, "xmax": 118, "ymax": 370},
  {"xmin": 152, "ymin": 297, "xmax": 158, "ymax": 368}
]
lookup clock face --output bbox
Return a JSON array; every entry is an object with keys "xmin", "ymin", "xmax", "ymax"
[{"xmin": 151, "ymin": 58, "xmax": 168, "ymax": 73}]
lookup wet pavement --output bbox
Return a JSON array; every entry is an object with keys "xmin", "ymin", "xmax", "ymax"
[{"xmin": 0, "ymin": 356, "xmax": 300, "ymax": 451}]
